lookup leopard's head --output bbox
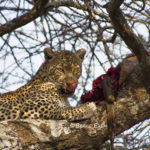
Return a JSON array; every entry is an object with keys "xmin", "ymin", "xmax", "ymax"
[{"xmin": 40, "ymin": 48, "xmax": 86, "ymax": 97}]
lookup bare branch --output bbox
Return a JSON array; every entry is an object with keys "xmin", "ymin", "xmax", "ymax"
[
  {"xmin": 0, "ymin": 0, "xmax": 48, "ymax": 36},
  {"xmin": 105, "ymin": 0, "xmax": 147, "ymax": 63}
]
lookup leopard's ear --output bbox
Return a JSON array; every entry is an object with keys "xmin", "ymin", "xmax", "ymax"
[
  {"xmin": 75, "ymin": 48, "xmax": 86, "ymax": 60},
  {"xmin": 44, "ymin": 48, "xmax": 54, "ymax": 60}
]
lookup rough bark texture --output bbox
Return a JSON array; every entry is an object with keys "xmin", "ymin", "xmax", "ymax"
[{"xmin": 0, "ymin": 63, "xmax": 150, "ymax": 150}]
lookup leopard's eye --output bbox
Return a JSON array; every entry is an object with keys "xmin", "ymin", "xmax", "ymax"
[{"xmin": 72, "ymin": 65, "xmax": 81, "ymax": 76}]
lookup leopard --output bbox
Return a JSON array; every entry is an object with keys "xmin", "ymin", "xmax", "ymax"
[{"xmin": 0, "ymin": 48, "xmax": 96, "ymax": 121}]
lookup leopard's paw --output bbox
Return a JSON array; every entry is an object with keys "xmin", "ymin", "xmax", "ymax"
[
  {"xmin": 88, "ymin": 102, "xmax": 97, "ymax": 111},
  {"xmin": 83, "ymin": 102, "xmax": 97, "ymax": 119}
]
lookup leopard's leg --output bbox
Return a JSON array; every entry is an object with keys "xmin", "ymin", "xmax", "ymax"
[
  {"xmin": 57, "ymin": 102, "xmax": 97, "ymax": 121},
  {"xmin": 20, "ymin": 101, "xmax": 96, "ymax": 121}
]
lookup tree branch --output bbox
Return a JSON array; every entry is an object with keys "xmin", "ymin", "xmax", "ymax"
[
  {"xmin": 0, "ymin": 0, "xmax": 48, "ymax": 37},
  {"xmin": 104, "ymin": 0, "xmax": 147, "ymax": 62},
  {"xmin": 0, "ymin": 0, "xmax": 108, "ymax": 37}
]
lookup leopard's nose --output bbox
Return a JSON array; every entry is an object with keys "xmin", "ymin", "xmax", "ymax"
[
  {"xmin": 69, "ymin": 83, "xmax": 77, "ymax": 90},
  {"xmin": 66, "ymin": 81, "xmax": 77, "ymax": 91}
]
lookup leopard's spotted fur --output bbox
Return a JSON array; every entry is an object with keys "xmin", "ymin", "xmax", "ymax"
[{"xmin": 0, "ymin": 48, "xmax": 96, "ymax": 121}]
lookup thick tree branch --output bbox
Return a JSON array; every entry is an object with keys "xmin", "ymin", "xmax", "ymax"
[
  {"xmin": 0, "ymin": 0, "xmax": 48, "ymax": 37},
  {"xmin": 105, "ymin": 0, "xmax": 150, "ymax": 92},
  {"xmin": 104, "ymin": 0, "xmax": 147, "ymax": 62},
  {"xmin": 0, "ymin": 63, "xmax": 150, "ymax": 150},
  {"xmin": 0, "ymin": 0, "xmax": 108, "ymax": 37}
]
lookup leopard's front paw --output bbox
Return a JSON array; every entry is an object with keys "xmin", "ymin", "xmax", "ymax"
[
  {"xmin": 87, "ymin": 102, "xmax": 97, "ymax": 111},
  {"xmin": 83, "ymin": 102, "xmax": 97, "ymax": 119}
]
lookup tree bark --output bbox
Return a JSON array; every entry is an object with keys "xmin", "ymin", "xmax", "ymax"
[{"xmin": 0, "ymin": 63, "xmax": 150, "ymax": 150}]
